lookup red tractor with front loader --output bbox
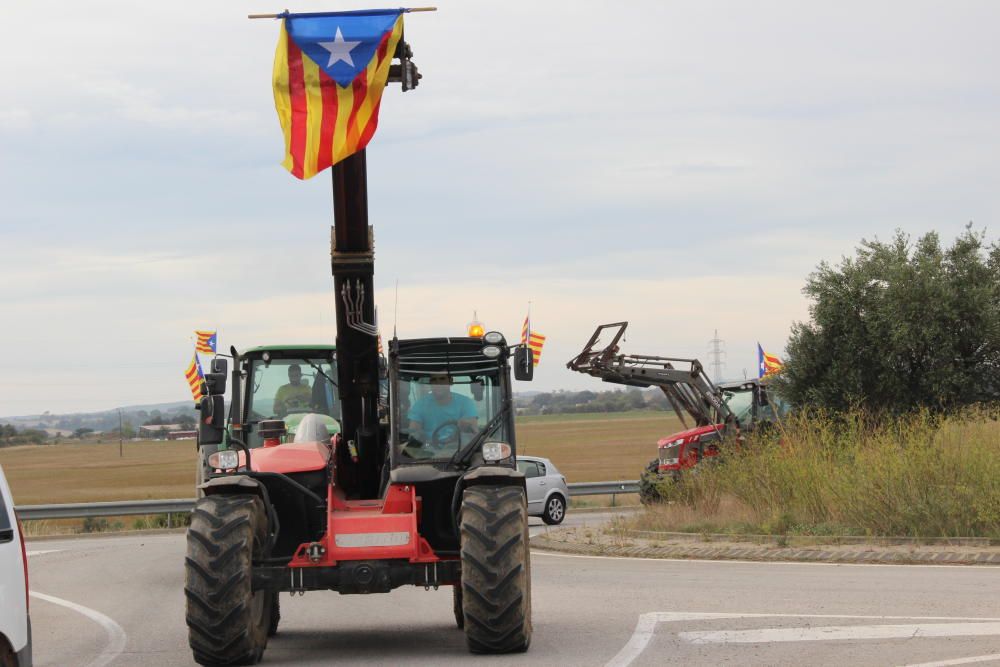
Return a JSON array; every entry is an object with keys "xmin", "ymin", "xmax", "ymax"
[
  {"xmin": 567, "ymin": 322, "xmax": 785, "ymax": 504},
  {"xmin": 187, "ymin": 30, "xmax": 535, "ymax": 664}
]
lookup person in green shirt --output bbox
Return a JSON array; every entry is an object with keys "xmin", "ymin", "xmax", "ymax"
[{"xmin": 274, "ymin": 364, "xmax": 312, "ymax": 417}]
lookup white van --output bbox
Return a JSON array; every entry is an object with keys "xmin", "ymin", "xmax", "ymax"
[{"xmin": 0, "ymin": 465, "xmax": 31, "ymax": 666}]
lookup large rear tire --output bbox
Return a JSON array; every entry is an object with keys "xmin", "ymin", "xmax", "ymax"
[
  {"xmin": 459, "ymin": 485, "xmax": 532, "ymax": 654},
  {"xmin": 185, "ymin": 494, "xmax": 271, "ymax": 666}
]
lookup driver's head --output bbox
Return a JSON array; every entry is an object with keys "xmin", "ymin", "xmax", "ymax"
[
  {"xmin": 288, "ymin": 364, "xmax": 303, "ymax": 386},
  {"xmin": 428, "ymin": 373, "xmax": 452, "ymax": 402}
]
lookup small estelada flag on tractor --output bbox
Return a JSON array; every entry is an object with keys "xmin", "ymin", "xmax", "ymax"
[
  {"xmin": 272, "ymin": 9, "xmax": 405, "ymax": 180},
  {"xmin": 758, "ymin": 343, "xmax": 783, "ymax": 378},
  {"xmin": 194, "ymin": 330, "xmax": 217, "ymax": 355},
  {"xmin": 184, "ymin": 352, "xmax": 205, "ymax": 405},
  {"xmin": 521, "ymin": 316, "xmax": 546, "ymax": 367}
]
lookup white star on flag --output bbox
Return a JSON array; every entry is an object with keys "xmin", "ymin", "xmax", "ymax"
[{"xmin": 319, "ymin": 27, "xmax": 361, "ymax": 68}]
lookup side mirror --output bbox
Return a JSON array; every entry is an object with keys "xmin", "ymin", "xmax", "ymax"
[
  {"xmin": 513, "ymin": 348, "xmax": 534, "ymax": 382},
  {"xmin": 204, "ymin": 372, "xmax": 227, "ymax": 395},
  {"xmin": 204, "ymin": 358, "xmax": 228, "ymax": 395},
  {"xmin": 197, "ymin": 395, "xmax": 226, "ymax": 446}
]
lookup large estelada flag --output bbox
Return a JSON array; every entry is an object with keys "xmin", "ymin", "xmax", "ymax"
[
  {"xmin": 521, "ymin": 316, "xmax": 546, "ymax": 367},
  {"xmin": 758, "ymin": 343, "xmax": 783, "ymax": 378},
  {"xmin": 273, "ymin": 9, "xmax": 404, "ymax": 179}
]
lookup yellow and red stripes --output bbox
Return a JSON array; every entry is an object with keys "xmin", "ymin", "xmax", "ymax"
[
  {"xmin": 762, "ymin": 351, "xmax": 783, "ymax": 375},
  {"xmin": 184, "ymin": 356, "xmax": 204, "ymax": 404},
  {"xmin": 273, "ymin": 17, "xmax": 403, "ymax": 180},
  {"xmin": 521, "ymin": 318, "xmax": 547, "ymax": 366}
]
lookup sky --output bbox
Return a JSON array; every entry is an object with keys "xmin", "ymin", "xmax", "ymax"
[{"xmin": 2, "ymin": 1, "xmax": 999, "ymax": 415}]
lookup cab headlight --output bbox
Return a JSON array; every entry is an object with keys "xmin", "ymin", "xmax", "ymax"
[
  {"xmin": 483, "ymin": 331, "xmax": 504, "ymax": 344},
  {"xmin": 482, "ymin": 442, "xmax": 512, "ymax": 462},
  {"xmin": 482, "ymin": 345, "xmax": 501, "ymax": 358},
  {"xmin": 208, "ymin": 450, "xmax": 240, "ymax": 470}
]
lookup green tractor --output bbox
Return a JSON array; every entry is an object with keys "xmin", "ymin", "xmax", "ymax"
[{"xmin": 195, "ymin": 345, "xmax": 342, "ymax": 493}]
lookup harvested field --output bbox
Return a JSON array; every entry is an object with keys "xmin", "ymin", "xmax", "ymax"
[
  {"xmin": 0, "ymin": 410, "xmax": 682, "ymax": 504},
  {"xmin": 0, "ymin": 439, "xmax": 196, "ymax": 505},
  {"xmin": 518, "ymin": 411, "xmax": 682, "ymax": 482}
]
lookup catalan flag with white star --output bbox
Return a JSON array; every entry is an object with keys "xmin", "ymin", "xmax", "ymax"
[
  {"xmin": 272, "ymin": 9, "xmax": 404, "ymax": 179},
  {"xmin": 521, "ymin": 315, "xmax": 546, "ymax": 367},
  {"xmin": 194, "ymin": 330, "xmax": 217, "ymax": 355},
  {"xmin": 184, "ymin": 352, "xmax": 205, "ymax": 405},
  {"xmin": 758, "ymin": 343, "xmax": 783, "ymax": 378}
]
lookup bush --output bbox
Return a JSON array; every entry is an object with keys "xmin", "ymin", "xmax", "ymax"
[{"xmin": 778, "ymin": 227, "xmax": 1000, "ymax": 413}]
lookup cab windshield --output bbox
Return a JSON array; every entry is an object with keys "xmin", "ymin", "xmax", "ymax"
[
  {"xmin": 246, "ymin": 357, "xmax": 340, "ymax": 447},
  {"xmin": 723, "ymin": 388, "xmax": 754, "ymax": 428},
  {"xmin": 395, "ymin": 372, "xmax": 506, "ymax": 462}
]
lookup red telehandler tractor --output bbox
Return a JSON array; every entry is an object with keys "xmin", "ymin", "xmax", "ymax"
[
  {"xmin": 188, "ymin": 37, "xmax": 535, "ymax": 665},
  {"xmin": 567, "ymin": 322, "xmax": 784, "ymax": 503}
]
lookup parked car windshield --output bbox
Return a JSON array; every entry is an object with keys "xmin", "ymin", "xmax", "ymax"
[{"xmin": 396, "ymin": 372, "xmax": 506, "ymax": 462}]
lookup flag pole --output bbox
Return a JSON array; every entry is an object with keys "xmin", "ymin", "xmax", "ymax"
[{"xmin": 248, "ymin": 7, "xmax": 437, "ymax": 19}]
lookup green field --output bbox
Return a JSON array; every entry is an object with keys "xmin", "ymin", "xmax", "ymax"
[{"xmin": 0, "ymin": 411, "xmax": 681, "ymax": 505}]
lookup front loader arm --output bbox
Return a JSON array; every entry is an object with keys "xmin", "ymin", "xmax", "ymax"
[{"xmin": 566, "ymin": 322, "xmax": 734, "ymax": 427}]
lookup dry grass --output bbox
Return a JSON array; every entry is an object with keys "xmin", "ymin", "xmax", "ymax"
[
  {"xmin": 637, "ymin": 409, "xmax": 1000, "ymax": 538},
  {"xmin": 0, "ymin": 412, "xmax": 682, "ymax": 504}
]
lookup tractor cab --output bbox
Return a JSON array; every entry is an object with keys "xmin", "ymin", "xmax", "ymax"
[
  {"xmin": 388, "ymin": 333, "xmax": 523, "ymax": 475},
  {"xmin": 718, "ymin": 378, "xmax": 789, "ymax": 431},
  {"xmin": 239, "ymin": 345, "xmax": 342, "ymax": 448}
]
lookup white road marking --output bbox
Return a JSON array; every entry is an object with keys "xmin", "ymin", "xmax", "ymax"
[
  {"xmin": 605, "ymin": 612, "xmax": 1000, "ymax": 667},
  {"xmin": 31, "ymin": 591, "xmax": 127, "ymax": 667},
  {"xmin": 26, "ymin": 549, "xmax": 61, "ymax": 556},
  {"xmin": 532, "ymin": 549, "xmax": 1000, "ymax": 569},
  {"xmin": 683, "ymin": 622, "xmax": 1000, "ymax": 644},
  {"xmin": 899, "ymin": 654, "xmax": 1000, "ymax": 667}
]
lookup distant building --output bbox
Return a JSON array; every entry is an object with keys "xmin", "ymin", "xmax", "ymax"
[{"xmin": 138, "ymin": 424, "xmax": 186, "ymax": 439}]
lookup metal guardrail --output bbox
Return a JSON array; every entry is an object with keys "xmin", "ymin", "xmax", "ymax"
[
  {"xmin": 15, "ymin": 498, "xmax": 196, "ymax": 521},
  {"xmin": 567, "ymin": 481, "xmax": 639, "ymax": 497},
  {"xmin": 15, "ymin": 481, "xmax": 641, "ymax": 521}
]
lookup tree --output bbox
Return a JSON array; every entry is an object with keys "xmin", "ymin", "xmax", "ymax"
[{"xmin": 775, "ymin": 227, "xmax": 1000, "ymax": 413}]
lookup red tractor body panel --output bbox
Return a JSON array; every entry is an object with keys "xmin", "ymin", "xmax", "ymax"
[
  {"xmin": 656, "ymin": 423, "xmax": 727, "ymax": 473},
  {"xmin": 248, "ymin": 440, "xmax": 331, "ymax": 474},
  {"xmin": 285, "ymin": 484, "xmax": 443, "ymax": 567},
  {"xmin": 244, "ymin": 440, "xmax": 448, "ymax": 569}
]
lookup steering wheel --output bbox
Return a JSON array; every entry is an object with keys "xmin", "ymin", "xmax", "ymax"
[{"xmin": 430, "ymin": 420, "xmax": 462, "ymax": 448}]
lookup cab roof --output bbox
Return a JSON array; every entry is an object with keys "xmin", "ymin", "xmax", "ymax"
[{"xmin": 242, "ymin": 344, "xmax": 336, "ymax": 355}]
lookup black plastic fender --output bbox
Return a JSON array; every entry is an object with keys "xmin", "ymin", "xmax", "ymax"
[
  {"xmin": 450, "ymin": 466, "xmax": 526, "ymax": 534},
  {"xmin": 199, "ymin": 475, "xmax": 280, "ymax": 551}
]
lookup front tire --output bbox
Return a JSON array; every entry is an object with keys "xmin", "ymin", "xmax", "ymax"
[
  {"xmin": 541, "ymin": 494, "xmax": 566, "ymax": 525},
  {"xmin": 185, "ymin": 494, "xmax": 271, "ymax": 666},
  {"xmin": 459, "ymin": 485, "xmax": 532, "ymax": 654}
]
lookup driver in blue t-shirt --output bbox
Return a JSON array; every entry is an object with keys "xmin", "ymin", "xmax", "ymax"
[{"xmin": 408, "ymin": 374, "xmax": 478, "ymax": 446}]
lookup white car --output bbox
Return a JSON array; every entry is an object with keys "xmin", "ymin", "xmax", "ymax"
[
  {"xmin": 516, "ymin": 456, "xmax": 569, "ymax": 525},
  {"xmin": 0, "ymin": 465, "xmax": 31, "ymax": 667}
]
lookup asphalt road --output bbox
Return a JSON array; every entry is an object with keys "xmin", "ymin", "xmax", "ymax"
[{"xmin": 24, "ymin": 512, "xmax": 1000, "ymax": 667}]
